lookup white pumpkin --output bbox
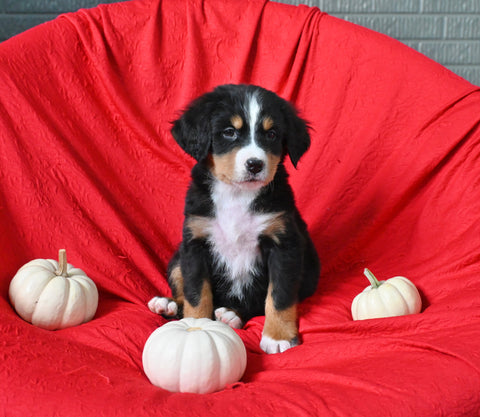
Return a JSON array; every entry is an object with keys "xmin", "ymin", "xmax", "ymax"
[
  {"xmin": 9, "ymin": 249, "xmax": 98, "ymax": 330},
  {"xmin": 352, "ymin": 268, "xmax": 422, "ymax": 320},
  {"xmin": 142, "ymin": 317, "xmax": 247, "ymax": 394}
]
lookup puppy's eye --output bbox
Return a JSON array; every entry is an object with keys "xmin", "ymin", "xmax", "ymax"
[
  {"xmin": 266, "ymin": 129, "xmax": 277, "ymax": 140},
  {"xmin": 222, "ymin": 127, "xmax": 238, "ymax": 140}
]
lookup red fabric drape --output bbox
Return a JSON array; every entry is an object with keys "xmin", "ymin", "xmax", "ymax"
[{"xmin": 1, "ymin": 0, "xmax": 479, "ymax": 415}]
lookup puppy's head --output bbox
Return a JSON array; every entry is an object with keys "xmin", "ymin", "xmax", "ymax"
[{"xmin": 172, "ymin": 84, "xmax": 311, "ymax": 189}]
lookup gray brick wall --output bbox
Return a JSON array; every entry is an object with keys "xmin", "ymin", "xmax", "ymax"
[
  {"xmin": 282, "ymin": 0, "xmax": 480, "ymax": 85},
  {"xmin": 0, "ymin": 0, "xmax": 118, "ymax": 42},
  {"xmin": 0, "ymin": 0, "xmax": 479, "ymax": 85}
]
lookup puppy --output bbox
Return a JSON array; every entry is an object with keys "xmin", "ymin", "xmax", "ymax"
[{"xmin": 149, "ymin": 84, "xmax": 320, "ymax": 354}]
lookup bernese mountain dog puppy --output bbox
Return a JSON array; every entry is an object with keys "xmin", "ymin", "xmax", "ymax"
[{"xmin": 149, "ymin": 84, "xmax": 320, "ymax": 354}]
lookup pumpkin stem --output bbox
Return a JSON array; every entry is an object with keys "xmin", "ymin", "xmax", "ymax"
[
  {"xmin": 364, "ymin": 268, "xmax": 381, "ymax": 289},
  {"xmin": 187, "ymin": 327, "xmax": 203, "ymax": 332},
  {"xmin": 56, "ymin": 249, "xmax": 69, "ymax": 277}
]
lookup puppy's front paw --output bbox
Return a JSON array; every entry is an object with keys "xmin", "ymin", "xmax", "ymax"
[
  {"xmin": 214, "ymin": 307, "xmax": 243, "ymax": 329},
  {"xmin": 148, "ymin": 297, "xmax": 178, "ymax": 317},
  {"xmin": 260, "ymin": 335, "xmax": 298, "ymax": 354}
]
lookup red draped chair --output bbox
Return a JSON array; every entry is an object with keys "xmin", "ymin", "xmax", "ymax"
[{"xmin": 1, "ymin": 0, "xmax": 479, "ymax": 415}]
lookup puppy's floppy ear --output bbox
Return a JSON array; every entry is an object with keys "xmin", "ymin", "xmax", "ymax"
[
  {"xmin": 171, "ymin": 93, "xmax": 217, "ymax": 162},
  {"xmin": 282, "ymin": 101, "xmax": 311, "ymax": 168}
]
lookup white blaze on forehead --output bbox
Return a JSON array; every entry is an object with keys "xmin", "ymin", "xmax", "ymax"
[
  {"xmin": 247, "ymin": 92, "xmax": 261, "ymax": 144},
  {"xmin": 232, "ymin": 91, "xmax": 267, "ymax": 182}
]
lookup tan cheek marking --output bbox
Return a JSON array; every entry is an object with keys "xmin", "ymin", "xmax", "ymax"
[
  {"xmin": 230, "ymin": 115, "xmax": 243, "ymax": 130},
  {"xmin": 185, "ymin": 215, "xmax": 211, "ymax": 240},
  {"xmin": 263, "ymin": 212, "xmax": 287, "ymax": 245},
  {"xmin": 210, "ymin": 149, "xmax": 239, "ymax": 183},
  {"xmin": 168, "ymin": 264, "xmax": 185, "ymax": 306},
  {"xmin": 263, "ymin": 283, "xmax": 298, "ymax": 341},
  {"xmin": 183, "ymin": 280, "xmax": 213, "ymax": 319},
  {"xmin": 265, "ymin": 153, "xmax": 281, "ymax": 184},
  {"xmin": 262, "ymin": 116, "xmax": 274, "ymax": 131}
]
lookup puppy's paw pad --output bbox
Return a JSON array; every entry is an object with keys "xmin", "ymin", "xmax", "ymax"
[
  {"xmin": 214, "ymin": 307, "xmax": 243, "ymax": 329},
  {"xmin": 260, "ymin": 335, "xmax": 298, "ymax": 354},
  {"xmin": 148, "ymin": 297, "xmax": 178, "ymax": 317}
]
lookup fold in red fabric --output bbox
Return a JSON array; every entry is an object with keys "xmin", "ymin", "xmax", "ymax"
[{"xmin": 1, "ymin": 0, "xmax": 480, "ymax": 415}]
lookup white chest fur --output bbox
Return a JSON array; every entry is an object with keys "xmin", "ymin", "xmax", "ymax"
[{"xmin": 208, "ymin": 180, "xmax": 274, "ymax": 298}]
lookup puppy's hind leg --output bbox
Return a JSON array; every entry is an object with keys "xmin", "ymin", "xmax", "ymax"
[{"xmin": 148, "ymin": 253, "xmax": 185, "ymax": 318}]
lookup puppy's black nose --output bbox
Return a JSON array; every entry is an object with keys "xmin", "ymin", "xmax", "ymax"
[{"xmin": 246, "ymin": 158, "xmax": 265, "ymax": 175}]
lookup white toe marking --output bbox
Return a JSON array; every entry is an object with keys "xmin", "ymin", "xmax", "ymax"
[
  {"xmin": 148, "ymin": 297, "xmax": 178, "ymax": 317},
  {"xmin": 214, "ymin": 307, "xmax": 243, "ymax": 329},
  {"xmin": 260, "ymin": 335, "xmax": 296, "ymax": 354},
  {"xmin": 166, "ymin": 301, "xmax": 178, "ymax": 316}
]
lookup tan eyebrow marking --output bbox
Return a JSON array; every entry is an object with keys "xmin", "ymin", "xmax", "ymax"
[
  {"xmin": 262, "ymin": 116, "xmax": 274, "ymax": 131},
  {"xmin": 230, "ymin": 115, "xmax": 243, "ymax": 130}
]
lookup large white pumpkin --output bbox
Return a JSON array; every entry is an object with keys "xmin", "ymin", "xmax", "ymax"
[
  {"xmin": 9, "ymin": 249, "xmax": 98, "ymax": 330},
  {"xmin": 142, "ymin": 318, "xmax": 247, "ymax": 394},
  {"xmin": 352, "ymin": 268, "xmax": 422, "ymax": 320}
]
